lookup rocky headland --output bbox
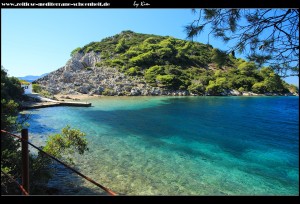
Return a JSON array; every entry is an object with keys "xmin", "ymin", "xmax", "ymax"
[{"xmin": 35, "ymin": 31, "xmax": 298, "ymax": 97}]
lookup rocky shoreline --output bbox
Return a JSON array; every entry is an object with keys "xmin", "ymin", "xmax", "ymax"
[{"xmin": 52, "ymin": 92, "xmax": 298, "ymax": 102}]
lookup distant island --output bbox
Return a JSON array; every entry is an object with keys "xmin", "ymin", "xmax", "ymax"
[
  {"xmin": 18, "ymin": 73, "xmax": 48, "ymax": 82},
  {"xmin": 34, "ymin": 30, "xmax": 299, "ymax": 97}
]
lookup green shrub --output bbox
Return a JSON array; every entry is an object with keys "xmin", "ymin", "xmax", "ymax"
[
  {"xmin": 43, "ymin": 125, "xmax": 88, "ymax": 164},
  {"xmin": 205, "ymin": 77, "xmax": 227, "ymax": 95},
  {"xmin": 144, "ymin": 65, "xmax": 165, "ymax": 85},
  {"xmin": 115, "ymin": 38, "xmax": 128, "ymax": 53},
  {"xmin": 102, "ymin": 88, "xmax": 115, "ymax": 96},
  {"xmin": 252, "ymin": 82, "xmax": 266, "ymax": 93},
  {"xmin": 211, "ymin": 48, "xmax": 228, "ymax": 68},
  {"xmin": 123, "ymin": 50, "xmax": 141, "ymax": 58},
  {"xmin": 70, "ymin": 47, "xmax": 82, "ymax": 56},
  {"xmin": 126, "ymin": 67, "xmax": 141, "ymax": 76},
  {"xmin": 129, "ymin": 51, "xmax": 156, "ymax": 67},
  {"xmin": 32, "ymin": 84, "xmax": 42, "ymax": 93},
  {"xmin": 106, "ymin": 59, "xmax": 124, "ymax": 67},
  {"xmin": 238, "ymin": 87, "xmax": 245, "ymax": 92},
  {"xmin": 238, "ymin": 61, "xmax": 257, "ymax": 75},
  {"xmin": 156, "ymin": 74, "xmax": 181, "ymax": 89},
  {"xmin": 188, "ymin": 83, "xmax": 205, "ymax": 95}
]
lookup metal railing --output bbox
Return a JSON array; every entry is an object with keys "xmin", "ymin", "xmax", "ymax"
[
  {"xmin": 1, "ymin": 169, "xmax": 29, "ymax": 195},
  {"xmin": 1, "ymin": 129, "xmax": 117, "ymax": 196}
]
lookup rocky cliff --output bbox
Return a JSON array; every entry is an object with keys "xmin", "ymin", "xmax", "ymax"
[{"xmin": 36, "ymin": 51, "xmax": 189, "ymax": 96}]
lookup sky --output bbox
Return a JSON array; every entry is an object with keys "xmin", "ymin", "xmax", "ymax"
[{"xmin": 1, "ymin": 9, "xmax": 298, "ymax": 86}]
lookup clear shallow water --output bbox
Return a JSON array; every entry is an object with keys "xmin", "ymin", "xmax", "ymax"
[{"xmin": 23, "ymin": 96, "xmax": 299, "ymax": 195}]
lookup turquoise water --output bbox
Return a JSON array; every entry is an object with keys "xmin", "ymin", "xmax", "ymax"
[{"xmin": 23, "ymin": 96, "xmax": 299, "ymax": 195}]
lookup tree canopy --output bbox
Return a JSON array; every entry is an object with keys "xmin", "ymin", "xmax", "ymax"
[{"xmin": 185, "ymin": 9, "xmax": 299, "ymax": 77}]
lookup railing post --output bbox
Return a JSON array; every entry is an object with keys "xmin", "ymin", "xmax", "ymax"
[{"xmin": 21, "ymin": 129, "xmax": 29, "ymax": 195}]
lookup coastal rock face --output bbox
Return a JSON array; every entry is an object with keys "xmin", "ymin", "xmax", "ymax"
[
  {"xmin": 35, "ymin": 52, "xmax": 185, "ymax": 96},
  {"xmin": 64, "ymin": 51, "xmax": 101, "ymax": 71},
  {"xmin": 227, "ymin": 89, "xmax": 242, "ymax": 96}
]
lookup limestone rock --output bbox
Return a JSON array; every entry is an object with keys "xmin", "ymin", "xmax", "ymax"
[
  {"xmin": 227, "ymin": 89, "xmax": 242, "ymax": 96},
  {"xmin": 130, "ymin": 88, "xmax": 141, "ymax": 96},
  {"xmin": 64, "ymin": 51, "xmax": 101, "ymax": 71}
]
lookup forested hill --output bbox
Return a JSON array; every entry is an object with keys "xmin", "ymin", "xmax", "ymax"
[{"xmin": 35, "ymin": 30, "xmax": 298, "ymax": 96}]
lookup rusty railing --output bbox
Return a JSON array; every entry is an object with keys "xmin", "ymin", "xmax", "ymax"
[{"xmin": 1, "ymin": 129, "xmax": 117, "ymax": 196}]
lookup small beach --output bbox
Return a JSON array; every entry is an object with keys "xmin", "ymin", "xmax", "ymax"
[{"xmin": 54, "ymin": 94, "xmax": 101, "ymax": 101}]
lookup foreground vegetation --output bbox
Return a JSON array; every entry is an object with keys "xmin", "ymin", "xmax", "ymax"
[
  {"xmin": 70, "ymin": 31, "xmax": 297, "ymax": 95},
  {"xmin": 185, "ymin": 9, "xmax": 299, "ymax": 78},
  {"xmin": 1, "ymin": 67, "xmax": 88, "ymax": 195}
]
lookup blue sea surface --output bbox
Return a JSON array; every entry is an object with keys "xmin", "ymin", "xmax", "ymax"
[{"xmin": 23, "ymin": 96, "xmax": 299, "ymax": 195}]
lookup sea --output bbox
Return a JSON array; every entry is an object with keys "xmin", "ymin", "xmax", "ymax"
[{"xmin": 22, "ymin": 96, "xmax": 299, "ymax": 195}]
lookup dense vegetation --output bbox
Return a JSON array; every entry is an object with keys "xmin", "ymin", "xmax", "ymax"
[
  {"xmin": 1, "ymin": 67, "xmax": 88, "ymax": 195},
  {"xmin": 71, "ymin": 30, "xmax": 297, "ymax": 95}
]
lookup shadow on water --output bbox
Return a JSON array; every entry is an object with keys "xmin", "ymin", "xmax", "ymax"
[
  {"xmin": 42, "ymin": 162, "xmax": 109, "ymax": 195},
  {"xmin": 83, "ymin": 96, "xmax": 299, "ymax": 158},
  {"xmin": 19, "ymin": 109, "xmax": 58, "ymax": 134},
  {"xmin": 83, "ymin": 100, "xmax": 253, "ymax": 158}
]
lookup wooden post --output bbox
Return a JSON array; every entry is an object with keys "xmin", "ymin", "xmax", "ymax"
[{"xmin": 21, "ymin": 129, "xmax": 29, "ymax": 195}]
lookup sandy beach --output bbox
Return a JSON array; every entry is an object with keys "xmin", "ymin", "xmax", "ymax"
[{"xmin": 54, "ymin": 94, "xmax": 101, "ymax": 101}]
